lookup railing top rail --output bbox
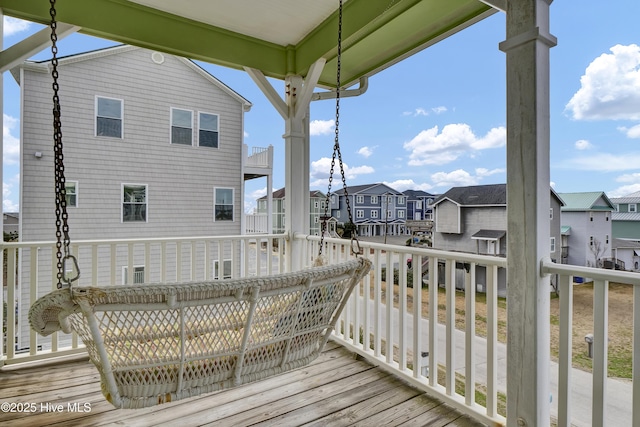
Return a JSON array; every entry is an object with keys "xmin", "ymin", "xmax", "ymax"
[
  {"xmin": 541, "ymin": 257, "xmax": 640, "ymax": 286},
  {"xmin": 296, "ymin": 233, "xmax": 508, "ymax": 268},
  {"xmin": 0, "ymin": 233, "xmax": 288, "ymax": 249}
]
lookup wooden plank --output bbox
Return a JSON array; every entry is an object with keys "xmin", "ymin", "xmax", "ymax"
[
  {"xmin": 351, "ymin": 394, "xmax": 441, "ymax": 427},
  {"xmin": 399, "ymin": 402, "xmax": 458, "ymax": 427},
  {"xmin": 294, "ymin": 382, "xmax": 422, "ymax": 426}
]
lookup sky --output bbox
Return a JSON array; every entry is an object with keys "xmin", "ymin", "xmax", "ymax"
[{"xmin": 3, "ymin": 1, "xmax": 640, "ymax": 214}]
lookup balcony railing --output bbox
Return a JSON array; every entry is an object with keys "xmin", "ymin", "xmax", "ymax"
[
  {"xmin": 244, "ymin": 144, "xmax": 273, "ymax": 169},
  {"xmin": 245, "ymin": 213, "xmax": 269, "ymax": 234},
  {"xmin": 2, "ymin": 233, "xmax": 639, "ymax": 426}
]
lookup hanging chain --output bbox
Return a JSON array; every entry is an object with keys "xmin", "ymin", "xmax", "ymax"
[
  {"xmin": 50, "ymin": 0, "xmax": 79, "ymax": 288},
  {"xmin": 320, "ymin": 0, "xmax": 361, "ymax": 257}
]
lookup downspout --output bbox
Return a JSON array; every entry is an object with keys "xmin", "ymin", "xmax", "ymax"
[{"xmin": 310, "ymin": 76, "xmax": 369, "ymax": 101}]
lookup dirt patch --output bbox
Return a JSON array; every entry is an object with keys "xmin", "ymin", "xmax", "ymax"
[{"xmin": 365, "ymin": 278, "xmax": 633, "ymax": 378}]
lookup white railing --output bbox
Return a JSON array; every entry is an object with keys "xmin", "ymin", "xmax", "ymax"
[
  {"xmin": 245, "ymin": 213, "xmax": 269, "ymax": 234},
  {"xmin": 541, "ymin": 259, "xmax": 640, "ymax": 427},
  {"xmin": 3, "ymin": 232, "xmax": 636, "ymax": 426},
  {"xmin": 244, "ymin": 144, "xmax": 273, "ymax": 169},
  {"xmin": 1, "ymin": 234, "xmax": 287, "ymax": 367},
  {"xmin": 295, "ymin": 234, "xmax": 508, "ymax": 426}
]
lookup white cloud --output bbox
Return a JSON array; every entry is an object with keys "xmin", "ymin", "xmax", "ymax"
[
  {"xmin": 565, "ymin": 44, "xmax": 640, "ymax": 120},
  {"xmin": 3, "ymin": 176, "xmax": 19, "ymax": 213},
  {"xmin": 619, "ymin": 124, "xmax": 640, "ymax": 139},
  {"xmin": 357, "ymin": 146, "xmax": 374, "ymax": 158},
  {"xmin": 403, "ymin": 124, "xmax": 506, "ymax": 166},
  {"xmin": 431, "ymin": 169, "xmax": 479, "ymax": 187},
  {"xmin": 575, "ymin": 139, "xmax": 594, "ymax": 150},
  {"xmin": 432, "ymin": 106, "xmax": 447, "ymax": 114},
  {"xmin": 309, "ymin": 119, "xmax": 334, "ymax": 136},
  {"xmin": 608, "ymin": 179, "xmax": 640, "ymax": 198},
  {"xmin": 3, "ymin": 17, "xmax": 31, "ymax": 36},
  {"xmin": 403, "ymin": 106, "xmax": 447, "ymax": 117},
  {"xmin": 310, "ymin": 157, "xmax": 374, "ymax": 188},
  {"xmin": 3, "ymin": 114, "xmax": 20, "ymax": 166},
  {"xmin": 382, "ymin": 179, "xmax": 433, "ymax": 192},
  {"xmin": 244, "ymin": 187, "xmax": 271, "ymax": 213},
  {"xmin": 563, "ymin": 152, "xmax": 640, "ymax": 172},
  {"xmin": 475, "ymin": 167, "xmax": 505, "ymax": 177}
]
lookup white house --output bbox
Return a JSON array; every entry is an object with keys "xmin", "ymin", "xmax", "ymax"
[{"xmin": 11, "ymin": 45, "xmax": 268, "ymax": 349}]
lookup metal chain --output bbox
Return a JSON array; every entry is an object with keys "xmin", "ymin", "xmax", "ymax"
[
  {"xmin": 320, "ymin": 0, "xmax": 361, "ymax": 257},
  {"xmin": 50, "ymin": 0, "xmax": 79, "ymax": 288}
]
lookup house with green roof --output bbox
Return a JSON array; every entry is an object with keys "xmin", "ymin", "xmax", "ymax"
[
  {"xmin": 610, "ymin": 190, "xmax": 640, "ymax": 240},
  {"xmin": 558, "ymin": 191, "xmax": 615, "ymax": 268}
]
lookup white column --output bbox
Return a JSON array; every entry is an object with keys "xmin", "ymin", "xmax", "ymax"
[{"xmin": 499, "ymin": 1, "xmax": 556, "ymax": 426}]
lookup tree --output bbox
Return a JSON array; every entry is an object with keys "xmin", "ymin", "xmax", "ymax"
[{"xmin": 588, "ymin": 237, "xmax": 607, "ymax": 268}]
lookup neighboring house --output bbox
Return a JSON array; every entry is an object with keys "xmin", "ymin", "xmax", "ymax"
[
  {"xmin": 558, "ymin": 192, "xmax": 615, "ymax": 268},
  {"xmin": 611, "ymin": 238, "xmax": 640, "ymax": 272},
  {"xmin": 256, "ymin": 188, "xmax": 326, "ymax": 235},
  {"xmin": 3, "ymin": 212, "xmax": 19, "ymax": 239},
  {"xmin": 403, "ymin": 190, "xmax": 437, "ymax": 237},
  {"xmin": 13, "ymin": 45, "xmax": 262, "ymax": 348},
  {"xmin": 610, "ymin": 190, "xmax": 640, "ymax": 240},
  {"xmin": 330, "ymin": 183, "xmax": 407, "ymax": 237},
  {"xmin": 432, "ymin": 184, "xmax": 563, "ymax": 296}
]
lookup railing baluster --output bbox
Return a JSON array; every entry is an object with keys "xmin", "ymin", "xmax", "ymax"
[
  {"xmin": 592, "ymin": 279, "xmax": 609, "ymax": 427},
  {"xmin": 399, "ymin": 251, "xmax": 408, "ymax": 371},
  {"xmin": 413, "ymin": 254, "xmax": 423, "ymax": 379},
  {"xmin": 486, "ymin": 264, "xmax": 498, "ymax": 418},
  {"xmin": 374, "ymin": 250, "xmax": 382, "ymax": 357},
  {"xmin": 30, "ymin": 247, "xmax": 38, "ymax": 355},
  {"xmin": 634, "ymin": 284, "xmax": 640, "ymax": 427},
  {"xmin": 7, "ymin": 247, "xmax": 17, "ymax": 360},
  {"xmin": 465, "ymin": 262, "xmax": 476, "ymax": 406},
  {"xmin": 445, "ymin": 258, "xmax": 456, "ymax": 395},
  {"xmin": 557, "ymin": 273, "xmax": 573, "ymax": 427},
  {"xmin": 429, "ymin": 255, "xmax": 439, "ymax": 388},
  {"xmin": 385, "ymin": 249, "xmax": 393, "ymax": 364}
]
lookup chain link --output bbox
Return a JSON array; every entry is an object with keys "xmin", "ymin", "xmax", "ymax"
[
  {"xmin": 50, "ymin": 0, "xmax": 78, "ymax": 288},
  {"xmin": 320, "ymin": 0, "xmax": 361, "ymax": 257}
]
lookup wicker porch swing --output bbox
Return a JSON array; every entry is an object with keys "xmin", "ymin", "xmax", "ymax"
[{"xmin": 29, "ymin": 0, "xmax": 371, "ymax": 410}]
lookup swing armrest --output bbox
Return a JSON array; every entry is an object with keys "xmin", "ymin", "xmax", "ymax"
[{"xmin": 29, "ymin": 289, "xmax": 79, "ymax": 336}]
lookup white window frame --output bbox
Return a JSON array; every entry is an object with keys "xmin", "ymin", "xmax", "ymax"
[
  {"xmin": 213, "ymin": 259, "xmax": 232, "ymax": 280},
  {"xmin": 416, "ymin": 200, "xmax": 422, "ymax": 209},
  {"xmin": 356, "ymin": 195, "xmax": 364, "ymax": 204},
  {"xmin": 123, "ymin": 265, "xmax": 145, "ymax": 285},
  {"xmin": 371, "ymin": 196, "xmax": 378, "ymax": 204},
  {"xmin": 356, "ymin": 209, "xmax": 364, "ymax": 219},
  {"xmin": 198, "ymin": 111, "xmax": 220, "ymax": 148},
  {"xmin": 550, "ymin": 237, "xmax": 556, "ymax": 252},
  {"xmin": 95, "ymin": 96, "xmax": 123, "ymax": 138},
  {"xmin": 398, "ymin": 196, "xmax": 405, "ymax": 204},
  {"xmin": 630, "ymin": 204, "xmax": 638, "ymax": 213},
  {"xmin": 65, "ymin": 181, "xmax": 78, "ymax": 208},
  {"xmin": 214, "ymin": 187, "xmax": 234, "ymax": 221},
  {"xmin": 171, "ymin": 107, "xmax": 193, "ymax": 145},
  {"xmin": 371, "ymin": 210, "xmax": 378, "ymax": 219},
  {"xmin": 398, "ymin": 210, "xmax": 405, "ymax": 218},
  {"xmin": 122, "ymin": 183, "xmax": 148, "ymax": 223},
  {"xmin": 549, "ymin": 208, "xmax": 553, "ymax": 219}
]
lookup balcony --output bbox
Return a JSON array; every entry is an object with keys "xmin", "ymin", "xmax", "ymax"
[
  {"xmin": 243, "ymin": 144, "xmax": 273, "ymax": 181},
  {"xmin": 2, "ymin": 234, "xmax": 639, "ymax": 425}
]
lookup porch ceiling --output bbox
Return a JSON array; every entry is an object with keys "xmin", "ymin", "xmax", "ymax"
[{"xmin": 0, "ymin": 0, "xmax": 496, "ymax": 88}]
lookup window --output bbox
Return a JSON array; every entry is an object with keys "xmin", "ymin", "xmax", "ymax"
[
  {"xmin": 387, "ymin": 209, "xmax": 393, "ymax": 219},
  {"xmin": 356, "ymin": 195, "xmax": 364, "ymax": 204},
  {"xmin": 65, "ymin": 181, "xmax": 78, "ymax": 207},
  {"xmin": 214, "ymin": 260, "xmax": 232, "ymax": 279},
  {"xmin": 615, "ymin": 204, "xmax": 620, "ymax": 212},
  {"xmin": 214, "ymin": 188, "xmax": 234, "ymax": 221},
  {"xmin": 96, "ymin": 96, "xmax": 122, "ymax": 138},
  {"xmin": 314, "ymin": 201, "xmax": 319, "ymax": 209},
  {"xmin": 336, "ymin": 211, "xmax": 341, "ymax": 218},
  {"xmin": 589, "ymin": 212, "xmax": 594, "ymax": 221},
  {"xmin": 606, "ymin": 212, "xmax": 610, "ymax": 221},
  {"xmin": 550, "ymin": 237, "xmax": 556, "ymax": 252},
  {"xmin": 549, "ymin": 208, "xmax": 553, "ymax": 219},
  {"xmin": 331, "ymin": 195, "xmax": 336, "ymax": 204},
  {"xmin": 123, "ymin": 266, "xmax": 145, "ymax": 285},
  {"xmin": 122, "ymin": 184, "xmax": 147, "ymax": 222},
  {"xmin": 371, "ymin": 196, "xmax": 378, "ymax": 204},
  {"xmin": 590, "ymin": 236, "xmax": 594, "ymax": 246},
  {"xmin": 630, "ymin": 204, "xmax": 638, "ymax": 213},
  {"xmin": 398, "ymin": 196, "xmax": 405, "ymax": 204},
  {"xmin": 606, "ymin": 234, "xmax": 609, "ymax": 244},
  {"xmin": 198, "ymin": 112, "xmax": 219, "ymax": 148},
  {"xmin": 171, "ymin": 108, "xmax": 193, "ymax": 145},
  {"xmin": 356, "ymin": 209, "xmax": 364, "ymax": 218},
  {"xmin": 314, "ymin": 216, "xmax": 319, "ymax": 223},
  {"xmin": 371, "ymin": 210, "xmax": 378, "ymax": 219},
  {"xmin": 416, "ymin": 201, "xmax": 422, "ymax": 209},
  {"xmin": 398, "ymin": 210, "xmax": 405, "ymax": 218}
]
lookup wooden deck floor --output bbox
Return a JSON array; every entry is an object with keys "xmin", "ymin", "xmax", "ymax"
[{"xmin": 0, "ymin": 343, "xmax": 486, "ymax": 427}]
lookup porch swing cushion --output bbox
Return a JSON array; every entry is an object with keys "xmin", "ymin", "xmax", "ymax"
[{"xmin": 29, "ymin": 257, "xmax": 371, "ymax": 409}]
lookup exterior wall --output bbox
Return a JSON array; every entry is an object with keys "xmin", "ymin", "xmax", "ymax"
[
  {"xmin": 434, "ymin": 206, "xmax": 506, "ymax": 254},
  {"xmin": 550, "ymin": 197, "xmax": 562, "ymax": 262},
  {"xmin": 21, "ymin": 48, "xmax": 245, "ymax": 242},
  {"xmin": 435, "ymin": 200, "xmax": 460, "ymax": 234},
  {"xmin": 612, "ymin": 221, "xmax": 640, "ymax": 239},
  {"xmin": 562, "ymin": 211, "xmax": 612, "ymax": 267}
]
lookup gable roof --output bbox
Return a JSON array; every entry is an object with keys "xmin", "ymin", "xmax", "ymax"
[
  {"xmin": 557, "ymin": 191, "xmax": 615, "ymax": 212},
  {"xmin": 259, "ymin": 188, "xmax": 325, "ymax": 200},
  {"xmin": 434, "ymin": 184, "xmax": 507, "ymax": 207},
  {"xmin": 333, "ymin": 183, "xmax": 401, "ymax": 196},
  {"xmin": 403, "ymin": 189, "xmax": 438, "ymax": 199},
  {"xmin": 610, "ymin": 191, "xmax": 640, "ymax": 204},
  {"xmin": 12, "ymin": 44, "xmax": 252, "ymax": 111}
]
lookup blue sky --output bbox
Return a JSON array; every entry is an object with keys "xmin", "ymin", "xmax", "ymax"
[{"xmin": 3, "ymin": 1, "xmax": 640, "ymax": 214}]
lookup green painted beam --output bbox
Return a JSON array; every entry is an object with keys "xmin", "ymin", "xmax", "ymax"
[
  {"xmin": 0, "ymin": 0, "xmax": 493, "ymax": 87},
  {"xmin": 0, "ymin": 0, "xmax": 288, "ymax": 77}
]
